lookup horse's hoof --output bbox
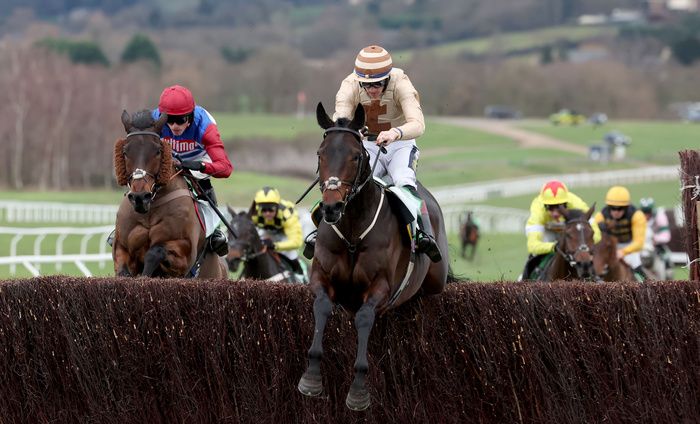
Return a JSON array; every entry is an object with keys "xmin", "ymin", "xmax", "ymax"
[
  {"xmin": 345, "ymin": 387, "xmax": 370, "ymax": 411},
  {"xmin": 297, "ymin": 372, "xmax": 322, "ymax": 397}
]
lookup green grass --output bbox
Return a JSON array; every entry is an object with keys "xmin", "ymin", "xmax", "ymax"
[
  {"xmin": 216, "ymin": 113, "xmax": 320, "ymax": 141},
  {"xmin": 519, "ymin": 120, "xmax": 699, "ymax": 164},
  {"xmin": 0, "ymin": 115, "xmax": 691, "ymax": 280},
  {"xmin": 393, "ymin": 25, "xmax": 618, "ymax": 61},
  {"xmin": 475, "ymin": 180, "xmax": 682, "ymax": 212}
]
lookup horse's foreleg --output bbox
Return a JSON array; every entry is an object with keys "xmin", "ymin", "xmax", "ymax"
[
  {"xmin": 113, "ymin": 245, "xmax": 132, "ymax": 276},
  {"xmin": 346, "ymin": 297, "xmax": 379, "ymax": 411},
  {"xmin": 142, "ymin": 245, "xmax": 167, "ymax": 277},
  {"xmin": 298, "ymin": 289, "xmax": 333, "ymax": 397}
]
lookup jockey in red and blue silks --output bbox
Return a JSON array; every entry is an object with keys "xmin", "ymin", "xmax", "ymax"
[{"xmin": 153, "ymin": 85, "xmax": 233, "ymax": 257}]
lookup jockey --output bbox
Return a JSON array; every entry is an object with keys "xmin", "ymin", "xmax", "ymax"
[
  {"xmin": 331, "ymin": 44, "xmax": 441, "ymax": 262},
  {"xmin": 153, "ymin": 85, "xmax": 233, "ymax": 256},
  {"xmin": 594, "ymin": 186, "xmax": 648, "ymax": 280},
  {"xmin": 250, "ymin": 187, "xmax": 305, "ymax": 276},
  {"xmin": 521, "ymin": 180, "xmax": 601, "ymax": 280},
  {"xmin": 639, "ymin": 197, "xmax": 673, "ymax": 275}
]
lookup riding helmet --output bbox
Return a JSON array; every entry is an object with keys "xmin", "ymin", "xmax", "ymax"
[
  {"xmin": 158, "ymin": 85, "xmax": 195, "ymax": 116},
  {"xmin": 605, "ymin": 186, "xmax": 631, "ymax": 207}
]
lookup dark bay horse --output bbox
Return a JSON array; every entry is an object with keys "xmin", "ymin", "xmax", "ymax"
[
  {"xmin": 593, "ymin": 228, "xmax": 635, "ymax": 282},
  {"xmin": 297, "ymin": 103, "xmax": 450, "ymax": 411},
  {"xmin": 540, "ymin": 206, "xmax": 597, "ymax": 281},
  {"xmin": 225, "ymin": 207, "xmax": 304, "ymax": 283},
  {"xmin": 459, "ymin": 210, "xmax": 479, "ymax": 260},
  {"xmin": 112, "ymin": 109, "xmax": 227, "ymax": 278}
]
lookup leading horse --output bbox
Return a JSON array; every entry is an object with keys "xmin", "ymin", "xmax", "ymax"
[
  {"xmin": 297, "ymin": 103, "xmax": 450, "ymax": 410},
  {"xmin": 112, "ymin": 109, "xmax": 227, "ymax": 278}
]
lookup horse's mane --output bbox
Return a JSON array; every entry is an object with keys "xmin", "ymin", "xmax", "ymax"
[
  {"xmin": 335, "ymin": 117, "xmax": 351, "ymax": 128},
  {"xmin": 130, "ymin": 109, "xmax": 157, "ymax": 131},
  {"xmin": 565, "ymin": 209, "xmax": 586, "ymax": 221}
]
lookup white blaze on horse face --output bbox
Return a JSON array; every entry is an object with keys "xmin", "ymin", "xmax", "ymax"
[
  {"xmin": 576, "ymin": 223, "xmax": 583, "ymax": 231},
  {"xmin": 321, "ymin": 176, "xmax": 345, "ymax": 205}
]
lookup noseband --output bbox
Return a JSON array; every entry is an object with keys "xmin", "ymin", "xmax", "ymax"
[{"xmin": 124, "ymin": 130, "xmax": 163, "ymax": 199}]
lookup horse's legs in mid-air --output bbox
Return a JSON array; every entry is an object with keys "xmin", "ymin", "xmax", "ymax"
[
  {"xmin": 346, "ymin": 296, "xmax": 380, "ymax": 411},
  {"xmin": 469, "ymin": 237, "xmax": 477, "ymax": 261},
  {"xmin": 142, "ymin": 245, "xmax": 167, "ymax": 276},
  {"xmin": 298, "ymin": 289, "xmax": 334, "ymax": 397}
]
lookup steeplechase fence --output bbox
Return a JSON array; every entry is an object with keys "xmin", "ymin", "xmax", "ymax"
[{"xmin": 0, "ymin": 277, "xmax": 698, "ymax": 423}]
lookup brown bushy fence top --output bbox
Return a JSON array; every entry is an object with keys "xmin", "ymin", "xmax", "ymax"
[{"xmin": 0, "ymin": 277, "xmax": 699, "ymax": 424}]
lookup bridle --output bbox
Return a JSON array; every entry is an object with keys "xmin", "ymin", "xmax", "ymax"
[
  {"xmin": 318, "ymin": 127, "xmax": 381, "ymax": 223},
  {"xmin": 555, "ymin": 218, "xmax": 596, "ymax": 279},
  {"xmin": 124, "ymin": 130, "xmax": 163, "ymax": 199}
]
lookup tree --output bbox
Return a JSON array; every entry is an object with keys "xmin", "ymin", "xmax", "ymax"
[
  {"xmin": 35, "ymin": 38, "xmax": 109, "ymax": 67},
  {"xmin": 121, "ymin": 34, "xmax": 161, "ymax": 67}
]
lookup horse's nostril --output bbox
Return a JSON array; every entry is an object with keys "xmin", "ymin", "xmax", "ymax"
[
  {"xmin": 144, "ymin": 193, "xmax": 153, "ymax": 201},
  {"xmin": 127, "ymin": 193, "xmax": 135, "ymax": 202}
]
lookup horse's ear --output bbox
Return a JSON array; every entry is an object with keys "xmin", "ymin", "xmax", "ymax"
[
  {"xmin": 247, "ymin": 202, "xmax": 257, "ymax": 217},
  {"xmin": 121, "ymin": 110, "xmax": 132, "ymax": 133},
  {"xmin": 227, "ymin": 204, "xmax": 236, "ymax": 216},
  {"xmin": 586, "ymin": 202, "xmax": 596, "ymax": 220},
  {"xmin": 316, "ymin": 102, "xmax": 334, "ymax": 130},
  {"xmin": 154, "ymin": 113, "xmax": 168, "ymax": 134},
  {"xmin": 349, "ymin": 103, "xmax": 365, "ymax": 131}
]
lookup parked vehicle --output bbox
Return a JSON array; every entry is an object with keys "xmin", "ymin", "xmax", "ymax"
[
  {"xmin": 484, "ymin": 105, "xmax": 522, "ymax": 119},
  {"xmin": 549, "ymin": 109, "xmax": 586, "ymax": 125}
]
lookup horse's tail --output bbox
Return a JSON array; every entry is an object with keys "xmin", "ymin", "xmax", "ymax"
[{"xmin": 446, "ymin": 265, "xmax": 464, "ymax": 284}]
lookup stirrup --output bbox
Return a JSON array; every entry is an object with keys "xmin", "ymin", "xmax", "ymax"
[
  {"xmin": 107, "ymin": 229, "xmax": 115, "ymax": 247},
  {"xmin": 303, "ymin": 230, "xmax": 317, "ymax": 260}
]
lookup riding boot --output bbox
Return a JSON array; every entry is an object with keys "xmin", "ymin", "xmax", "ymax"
[
  {"xmin": 208, "ymin": 228, "xmax": 228, "ymax": 256},
  {"xmin": 633, "ymin": 266, "xmax": 648, "ymax": 282},
  {"xmin": 303, "ymin": 230, "xmax": 317, "ymax": 260},
  {"xmin": 199, "ymin": 178, "xmax": 218, "ymax": 206},
  {"xmin": 107, "ymin": 229, "xmax": 115, "ymax": 247},
  {"xmin": 289, "ymin": 258, "xmax": 305, "ymax": 276},
  {"xmin": 403, "ymin": 185, "xmax": 442, "ymax": 263}
]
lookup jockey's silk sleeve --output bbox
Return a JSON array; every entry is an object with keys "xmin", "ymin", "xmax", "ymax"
[
  {"xmin": 393, "ymin": 74, "xmax": 425, "ymax": 140},
  {"xmin": 275, "ymin": 202, "xmax": 303, "ymax": 251},
  {"xmin": 201, "ymin": 125, "xmax": 233, "ymax": 178},
  {"xmin": 623, "ymin": 210, "xmax": 647, "ymax": 254},
  {"xmin": 525, "ymin": 196, "xmax": 556, "ymax": 255}
]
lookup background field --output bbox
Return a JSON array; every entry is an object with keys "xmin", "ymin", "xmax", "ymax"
[{"xmin": 0, "ymin": 114, "xmax": 689, "ymax": 280}]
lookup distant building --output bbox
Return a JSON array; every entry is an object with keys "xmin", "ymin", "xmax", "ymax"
[{"xmin": 647, "ymin": 0, "xmax": 700, "ymax": 21}]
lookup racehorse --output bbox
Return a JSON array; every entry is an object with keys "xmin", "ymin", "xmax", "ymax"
[
  {"xmin": 459, "ymin": 210, "xmax": 479, "ymax": 261},
  {"xmin": 593, "ymin": 226, "xmax": 635, "ymax": 282},
  {"xmin": 297, "ymin": 102, "xmax": 450, "ymax": 411},
  {"xmin": 112, "ymin": 109, "xmax": 227, "ymax": 278},
  {"xmin": 540, "ymin": 206, "xmax": 597, "ymax": 281},
  {"xmin": 225, "ymin": 207, "xmax": 302, "ymax": 283}
]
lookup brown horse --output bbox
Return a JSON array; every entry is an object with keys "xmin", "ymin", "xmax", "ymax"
[
  {"xmin": 593, "ymin": 228, "xmax": 635, "ymax": 282},
  {"xmin": 459, "ymin": 211, "xmax": 479, "ymax": 260},
  {"xmin": 540, "ymin": 206, "xmax": 597, "ymax": 281},
  {"xmin": 225, "ymin": 207, "xmax": 303, "ymax": 283},
  {"xmin": 112, "ymin": 109, "xmax": 227, "ymax": 278},
  {"xmin": 297, "ymin": 103, "xmax": 450, "ymax": 410}
]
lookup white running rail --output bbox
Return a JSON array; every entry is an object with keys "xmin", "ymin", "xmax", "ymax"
[
  {"xmin": 0, "ymin": 201, "xmax": 118, "ymax": 224},
  {"xmin": 0, "ymin": 226, "xmax": 112, "ymax": 276},
  {"xmin": 433, "ymin": 166, "xmax": 679, "ymax": 205}
]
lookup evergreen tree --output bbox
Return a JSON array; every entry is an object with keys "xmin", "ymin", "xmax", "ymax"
[{"xmin": 121, "ymin": 34, "xmax": 161, "ymax": 67}]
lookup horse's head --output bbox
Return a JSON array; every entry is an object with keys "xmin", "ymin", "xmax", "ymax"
[
  {"xmin": 114, "ymin": 110, "xmax": 170, "ymax": 214},
  {"xmin": 593, "ymin": 226, "xmax": 617, "ymax": 278},
  {"xmin": 226, "ymin": 209, "xmax": 264, "ymax": 272},
  {"xmin": 316, "ymin": 102, "xmax": 368, "ymax": 224},
  {"xmin": 558, "ymin": 204, "xmax": 597, "ymax": 279}
]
